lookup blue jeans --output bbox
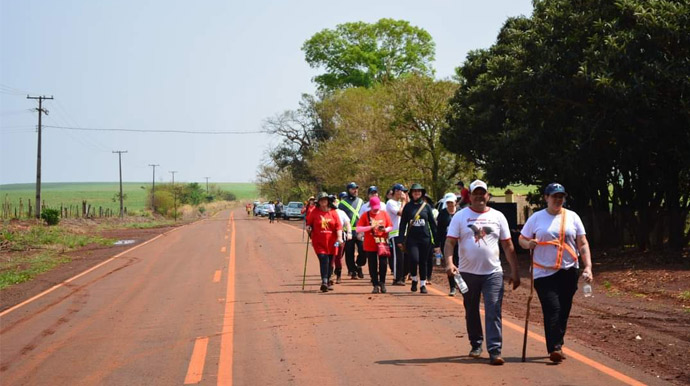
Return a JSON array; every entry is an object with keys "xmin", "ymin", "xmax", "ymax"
[{"xmin": 460, "ymin": 271, "xmax": 504, "ymax": 355}]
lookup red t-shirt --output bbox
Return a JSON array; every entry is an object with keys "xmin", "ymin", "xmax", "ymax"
[
  {"xmin": 306, "ymin": 208, "xmax": 342, "ymax": 255},
  {"xmin": 460, "ymin": 188, "xmax": 470, "ymax": 205},
  {"xmin": 356, "ymin": 210, "xmax": 392, "ymax": 252}
]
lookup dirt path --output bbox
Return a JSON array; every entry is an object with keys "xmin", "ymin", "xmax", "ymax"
[{"xmin": 0, "ymin": 209, "xmax": 673, "ymax": 385}]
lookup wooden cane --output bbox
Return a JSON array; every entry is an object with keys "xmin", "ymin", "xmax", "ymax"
[
  {"xmin": 522, "ymin": 248, "xmax": 535, "ymax": 362},
  {"xmin": 302, "ymin": 234, "xmax": 311, "ymax": 291}
]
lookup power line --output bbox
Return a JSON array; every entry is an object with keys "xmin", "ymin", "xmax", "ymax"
[{"xmin": 43, "ymin": 125, "xmax": 266, "ymax": 135}]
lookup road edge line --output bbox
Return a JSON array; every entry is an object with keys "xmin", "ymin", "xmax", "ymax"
[{"xmin": 426, "ymin": 285, "xmax": 646, "ymax": 386}]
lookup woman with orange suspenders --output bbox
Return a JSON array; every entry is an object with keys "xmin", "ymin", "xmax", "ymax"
[{"xmin": 518, "ymin": 183, "xmax": 593, "ymax": 363}]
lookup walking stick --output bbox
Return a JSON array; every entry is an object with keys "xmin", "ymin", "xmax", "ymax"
[
  {"xmin": 522, "ymin": 248, "xmax": 535, "ymax": 362},
  {"xmin": 302, "ymin": 234, "xmax": 311, "ymax": 291}
]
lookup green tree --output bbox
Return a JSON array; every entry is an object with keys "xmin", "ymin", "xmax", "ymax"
[
  {"xmin": 303, "ymin": 18, "xmax": 435, "ymax": 90},
  {"xmin": 389, "ymin": 74, "xmax": 476, "ymax": 199},
  {"xmin": 444, "ymin": 0, "xmax": 690, "ymax": 250}
]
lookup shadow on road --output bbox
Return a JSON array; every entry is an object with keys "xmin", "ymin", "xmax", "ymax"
[{"xmin": 375, "ymin": 355, "xmax": 550, "ymax": 366}]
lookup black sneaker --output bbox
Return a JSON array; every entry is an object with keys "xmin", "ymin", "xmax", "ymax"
[
  {"xmin": 357, "ymin": 267, "xmax": 364, "ymax": 278},
  {"xmin": 420, "ymin": 285, "xmax": 428, "ymax": 294},
  {"xmin": 392, "ymin": 280, "xmax": 405, "ymax": 286},
  {"xmin": 320, "ymin": 283, "xmax": 328, "ymax": 292},
  {"xmin": 411, "ymin": 281, "xmax": 418, "ymax": 292},
  {"xmin": 351, "ymin": 272, "xmax": 358, "ymax": 280},
  {"xmin": 380, "ymin": 283, "xmax": 387, "ymax": 293},
  {"xmin": 372, "ymin": 286, "xmax": 380, "ymax": 294},
  {"xmin": 469, "ymin": 347, "xmax": 482, "ymax": 358},
  {"xmin": 327, "ymin": 283, "xmax": 334, "ymax": 291}
]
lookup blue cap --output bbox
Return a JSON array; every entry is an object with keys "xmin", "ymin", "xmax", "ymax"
[
  {"xmin": 346, "ymin": 182, "xmax": 358, "ymax": 190},
  {"xmin": 367, "ymin": 185, "xmax": 378, "ymax": 194},
  {"xmin": 544, "ymin": 183, "xmax": 567, "ymax": 196},
  {"xmin": 392, "ymin": 183, "xmax": 407, "ymax": 192},
  {"xmin": 338, "ymin": 191, "xmax": 347, "ymax": 199}
]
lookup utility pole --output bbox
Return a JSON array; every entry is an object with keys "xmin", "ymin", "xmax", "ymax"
[
  {"xmin": 204, "ymin": 177, "xmax": 210, "ymax": 194},
  {"xmin": 27, "ymin": 95, "xmax": 54, "ymax": 219},
  {"xmin": 170, "ymin": 171, "xmax": 178, "ymax": 221},
  {"xmin": 113, "ymin": 151, "xmax": 128, "ymax": 218},
  {"xmin": 149, "ymin": 164, "xmax": 159, "ymax": 213}
]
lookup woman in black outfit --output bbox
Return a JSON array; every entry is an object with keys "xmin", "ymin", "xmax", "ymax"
[
  {"xmin": 437, "ymin": 193, "xmax": 460, "ymax": 296},
  {"xmin": 398, "ymin": 184, "xmax": 440, "ymax": 294}
]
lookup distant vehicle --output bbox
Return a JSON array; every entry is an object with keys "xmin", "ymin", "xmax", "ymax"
[
  {"xmin": 283, "ymin": 201, "xmax": 305, "ymax": 220},
  {"xmin": 258, "ymin": 204, "xmax": 269, "ymax": 217}
]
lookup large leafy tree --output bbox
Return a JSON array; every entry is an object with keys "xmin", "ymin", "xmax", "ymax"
[
  {"xmin": 444, "ymin": 0, "xmax": 690, "ymax": 250},
  {"xmin": 302, "ymin": 18, "xmax": 435, "ymax": 90}
]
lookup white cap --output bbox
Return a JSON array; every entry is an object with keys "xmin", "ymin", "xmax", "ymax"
[
  {"xmin": 443, "ymin": 193, "xmax": 458, "ymax": 202},
  {"xmin": 469, "ymin": 179, "xmax": 488, "ymax": 193},
  {"xmin": 441, "ymin": 192, "xmax": 458, "ymax": 210}
]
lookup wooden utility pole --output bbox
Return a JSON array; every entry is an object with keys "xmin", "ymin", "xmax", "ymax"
[
  {"xmin": 27, "ymin": 95, "xmax": 54, "ymax": 219},
  {"xmin": 113, "ymin": 150, "xmax": 128, "ymax": 218},
  {"xmin": 149, "ymin": 164, "xmax": 159, "ymax": 212},
  {"xmin": 204, "ymin": 177, "xmax": 210, "ymax": 194},
  {"xmin": 170, "ymin": 171, "xmax": 178, "ymax": 221}
]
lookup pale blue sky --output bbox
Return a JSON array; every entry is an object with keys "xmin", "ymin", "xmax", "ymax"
[{"xmin": 0, "ymin": 0, "xmax": 533, "ymax": 184}]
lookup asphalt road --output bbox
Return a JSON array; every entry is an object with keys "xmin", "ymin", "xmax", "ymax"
[{"xmin": 0, "ymin": 208, "xmax": 665, "ymax": 385}]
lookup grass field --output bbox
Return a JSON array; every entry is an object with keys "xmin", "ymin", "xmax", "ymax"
[{"xmin": 0, "ymin": 182, "xmax": 258, "ymax": 215}]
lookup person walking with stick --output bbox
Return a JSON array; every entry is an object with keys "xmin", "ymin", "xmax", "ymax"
[
  {"xmin": 305, "ymin": 192, "xmax": 343, "ymax": 292},
  {"xmin": 444, "ymin": 180, "xmax": 520, "ymax": 365},
  {"xmin": 518, "ymin": 183, "xmax": 593, "ymax": 363}
]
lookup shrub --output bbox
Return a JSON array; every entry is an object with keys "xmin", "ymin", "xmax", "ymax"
[{"xmin": 41, "ymin": 208, "xmax": 60, "ymax": 226}]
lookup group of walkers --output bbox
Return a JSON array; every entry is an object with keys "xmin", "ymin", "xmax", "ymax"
[{"xmin": 303, "ymin": 180, "xmax": 594, "ymax": 366}]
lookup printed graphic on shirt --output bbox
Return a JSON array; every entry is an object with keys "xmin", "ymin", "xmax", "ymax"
[
  {"xmin": 468, "ymin": 224, "xmax": 494, "ymax": 246},
  {"xmin": 320, "ymin": 215, "xmax": 332, "ymax": 230},
  {"xmin": 412, "ymin": 218, "xmax": 426, "ymax": 227}
]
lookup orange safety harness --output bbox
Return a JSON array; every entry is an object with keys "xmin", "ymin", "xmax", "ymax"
[{"xmin": 532, "ymin": 210, "xmax": 578, "ymax": 270}]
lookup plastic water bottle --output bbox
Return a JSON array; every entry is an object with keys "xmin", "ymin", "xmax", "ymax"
[
  {"xmin": 454, "ymin": 273, "xmax": 469, "ymax": 294},
  {"xmin": 434, "ymin": 252, "xmax": 442, "ymax": 266},
  {"xmin": 582, "ymin": 273, "xmax": 592, "ymax": 297},
  {"xmin": 334, "ymin": 241, "xmax": 340, "ymax": 248}
]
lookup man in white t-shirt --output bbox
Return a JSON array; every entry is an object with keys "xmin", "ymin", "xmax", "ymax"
[
  {"xmin": 444, "ymin": 179, "xmax": 520, "ymax": 366},
  {"xmin": 386, "ymin": 183, "xmax": 409, "ymax": 285}
]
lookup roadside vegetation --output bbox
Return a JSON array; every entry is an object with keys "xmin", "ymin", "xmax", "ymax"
[{"xmin": 0, "ymin": 225, "xmax": 114, "ymax": 289}]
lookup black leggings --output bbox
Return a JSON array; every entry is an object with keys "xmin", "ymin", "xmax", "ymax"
[
  {"xmin": 406, "ymin": 238, "xmax": 431, "ymax": 281},
  {"xmin": 317, "ymin": 254, "xmax": 334, "ymax": 284},
  {"xmin": 366, "ymin": 251, "xmax": 388, "ymax": 286},
  {"xmin": 534, "ymin": 268, "xmax": 579, "ymax": 353}
]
